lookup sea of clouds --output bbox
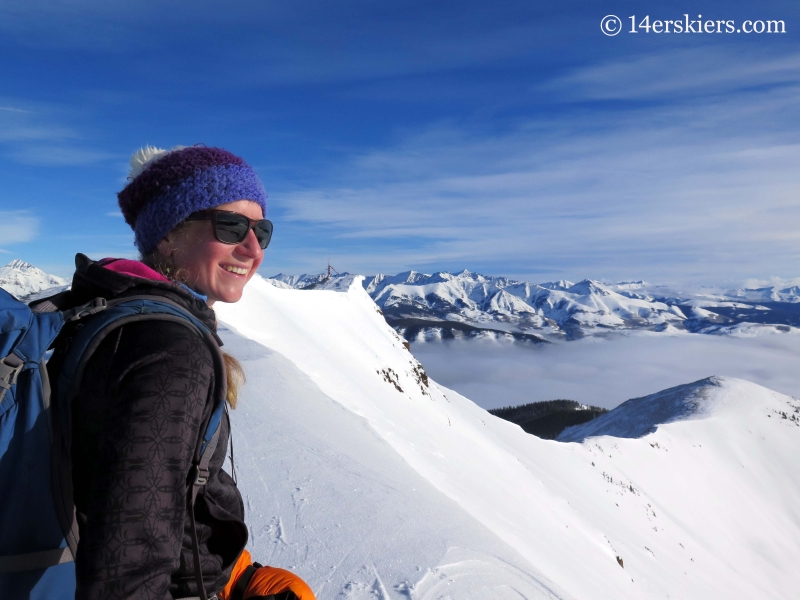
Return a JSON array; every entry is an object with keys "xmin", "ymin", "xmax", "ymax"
[{"xmin": 411, "ymin": 331, "xmax": 800, "ymax": 410}]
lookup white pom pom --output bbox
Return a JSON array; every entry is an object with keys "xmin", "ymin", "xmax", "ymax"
[{"xmin": 127, "ymin": 144, "xmax": 186, "ymax": 180}]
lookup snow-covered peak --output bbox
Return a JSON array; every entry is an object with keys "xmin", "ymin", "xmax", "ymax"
[
  {"xmin": 558, "ymin": 376, "xmax": 739, "ymax": 441},
  {"xmin": 539, "ymin": 280, "xmax": 575, "ymax": 290},
  {"xmin": 262, "ymin": 277, "xmax": 294, "ymax": 289},
  {"xmin": 613, "ymin": 280, "xmax": 649, "ymax": 289},
  {"xmin": 0, "ymin": 259, "xmax": 68, "ymax": 300},
  {"xmin": 268, "ymin": 272, "xmax": 356, "ymax": 290},
  {"xmin": 363, "ymin": 270, "xmax": 430, "ymax": 294},
  {"xmin": 306, "ymin": 273, "xmax": 362, "ymax": 291},
  {"xmin": 5, "ymin": 258, "xmax": 34, "ymax": 270},
  {"xmin": 269, "ymin": 273, "xmax": 320, "ymax": 288},
  {"xmin": 566, "ymin": 279, "xmax": 610, "ymax": 296}
]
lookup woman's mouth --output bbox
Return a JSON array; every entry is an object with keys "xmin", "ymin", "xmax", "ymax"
[{"xmin": 221, "ymin": 264, "xmax": 248, "ymax": 275}]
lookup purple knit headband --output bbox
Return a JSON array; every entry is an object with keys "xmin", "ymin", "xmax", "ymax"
[{"xmin": 118, "ymin": 146, "xmax": 268, "ymax": 254}]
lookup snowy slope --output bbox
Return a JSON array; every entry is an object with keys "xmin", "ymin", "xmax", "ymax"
[
  {"xmin": 0, "ymin": 259, "xmax": 68, "ymax": 299},
  {"xmin": 558, "ymin": 376, "xmax": 756, "ymax": 440},
  {"xmin": 217, "ymin": 276, "xmax": 800, "ymax": 600},
  {"xmin": 219, "ymin": 330, "xmax": 553, "ymax": 598}
]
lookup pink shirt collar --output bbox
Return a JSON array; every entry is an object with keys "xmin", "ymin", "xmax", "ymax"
[
  {"xmin": 98, "ymin": 258, "xmax": 208, "ymax": 303},
  {"xmin": 98, "ymin": 258, "xmax": 170, "ymax": 282}
]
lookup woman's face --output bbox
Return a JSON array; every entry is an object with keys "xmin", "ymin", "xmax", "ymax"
[{"xmin": 158, "ymin": 199, "xmax": 265, "ymax": 306}]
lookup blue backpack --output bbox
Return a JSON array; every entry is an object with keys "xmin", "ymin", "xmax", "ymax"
[{"xmin": 0, "ymin": 287, "xmax": 227, "ymax": 600}]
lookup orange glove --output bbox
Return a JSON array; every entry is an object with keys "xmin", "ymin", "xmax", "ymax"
[
  {"xmin": 244, "ymin": 566, "xmax": 315, "ymax": 600},
  {"xmin": 219, "ymin": 549, "xmax": 316, "ymax": 600}
]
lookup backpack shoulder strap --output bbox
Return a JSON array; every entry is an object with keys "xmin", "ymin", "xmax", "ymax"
[
  {"xmin": 56, "ymin": 295, "xmax": 224, "ymax": 408},
  {"xmin": 187, "ymin": 414, "xmax": 223, "ymax": 600},
  {"xmin": 53, "ymin": 295, "xmax": 228, "ymax": 585}
]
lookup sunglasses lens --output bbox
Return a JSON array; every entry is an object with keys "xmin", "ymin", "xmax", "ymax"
[
  {"xmin": 214, "ymin": 213, "xmax": 250, "ymax": 244},
  {"xmin": 254, "ymin": 220, "xmax": 273, "ymax": 249},
  {"xmin": 206, "ymin": 211, "xmax": 273, "ymax": 249}
]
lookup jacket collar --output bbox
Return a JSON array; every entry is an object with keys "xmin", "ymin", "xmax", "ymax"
[{"xmin": 68, "ymin": 253, "xmax": 219, "ymax": 335}]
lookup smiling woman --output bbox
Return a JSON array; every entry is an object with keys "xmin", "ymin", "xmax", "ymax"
[
  {"xmin": 42, "ymin": 145, "xmax": 315, "ymax": 600},
  {"xmin": 155, "ymin": 200, "xmax": 269, "ymax": 305}
]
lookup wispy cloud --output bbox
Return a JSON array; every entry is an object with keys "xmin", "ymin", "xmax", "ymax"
[
  {"xmin": 542, "ymin": 48, "xmax": 800, "ymax": 101},
  {"xmin": 0, "ymin": 113, "xmax": 74, "ymax": 143},
  {"xmin": 0, "ymin": 97, "xmax": 115, "ymax": 166},
  {"xmin": 10, "ymin": 145, "xmax": 116, "ymax": 166},
  {"xmin": 276, "ymin": 47, "xmax": 800, "ymax": 284},
  {"xmin": 741, "ymin": 276, "xmax": 800, "ymax": 289},
  {"xmin": 0, "ymin": 211, "xmax": 39, "ymax": 244}
]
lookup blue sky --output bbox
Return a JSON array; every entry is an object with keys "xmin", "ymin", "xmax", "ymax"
[{"xmin": 1, "ymin": 0, "xmax": 798, "ymax": 285}]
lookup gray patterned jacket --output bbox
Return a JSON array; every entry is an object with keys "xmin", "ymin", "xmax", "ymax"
[{"xmin": 48, "ymin": 257, "xmax": 248, "ymax": 600}]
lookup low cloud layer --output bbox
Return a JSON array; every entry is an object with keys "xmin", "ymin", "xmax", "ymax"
[{"xmin": 412, "ymin": 332, "xmax": 800, "ymax": 410}]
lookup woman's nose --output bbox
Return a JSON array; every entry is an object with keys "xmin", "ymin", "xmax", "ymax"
[{"xmin": 236, "ymin": 228, "xmax": 264, "ymax": 258}]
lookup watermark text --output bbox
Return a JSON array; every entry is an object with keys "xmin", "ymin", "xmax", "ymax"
[{"xmin": 601, "ymin": 15, "xmax": 786, "ymax": 37}]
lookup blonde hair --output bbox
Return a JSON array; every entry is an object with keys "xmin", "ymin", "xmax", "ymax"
[
  {"xmin": 222, "ymin": 352, "xmax": 245, "ymax": 409},
  {"xmin": 141, "ymin": 247, "xmax": 244, "ymax": 409}
]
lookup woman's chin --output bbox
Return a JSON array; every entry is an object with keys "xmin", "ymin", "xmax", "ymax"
[{"xmin": 212, "ymin": 288, "xmax": 245, "ymax": 305}]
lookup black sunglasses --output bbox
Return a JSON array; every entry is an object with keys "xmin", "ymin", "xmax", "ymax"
[{"xmin": 184, "ymin": 210, "xmax": 273, "ymax": 249}]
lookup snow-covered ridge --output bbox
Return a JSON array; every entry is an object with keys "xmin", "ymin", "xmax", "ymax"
[
  {"xmin": 0, "ymin": 259, "xmax": 68, "ymax": 300},
  {"xmin": 559, "ymin": 376, "xmax": 734, "ymax": 441},
  {"xmin": 270, "ymin": 269, "xmax": 800, "ymax": 341},
  {"xmin": 216, "ymin": 275, "xmax": 800, "ymax": 599}
]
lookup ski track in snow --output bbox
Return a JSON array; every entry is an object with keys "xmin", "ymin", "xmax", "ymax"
[{"xmin": 214, "ymin": 276, "xmax": 799, "ymax": 600}]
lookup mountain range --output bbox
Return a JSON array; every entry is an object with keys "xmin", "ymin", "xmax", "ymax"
[
  {"xmin": 270, "ymin": 269, "xmax": 800, "ymax": 341},
  {"xmin": 4, "ymin": 260, "xmax": 798, "ymax": 343}
]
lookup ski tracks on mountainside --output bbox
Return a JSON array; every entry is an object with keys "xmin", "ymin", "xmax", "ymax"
[
  {"xmin": 409, "ymin": 548, "xmax": 564, "ymax": 600},
  {"xmin": 337, "ymin": 562, "xmax": 392, "ymax": 599},
  {"xmin": 334, "ymin": 551, "xmax": 560, "ymax": 600}
]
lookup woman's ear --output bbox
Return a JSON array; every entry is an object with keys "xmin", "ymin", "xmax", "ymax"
[{"xmin": 156, "ymin": 231, "xmax": 177, "ymax": 257}]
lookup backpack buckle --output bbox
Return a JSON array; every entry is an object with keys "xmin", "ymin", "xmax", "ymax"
[
  {"xmin": 0, "ymin": 354, "xmax": 24, "ymax": 401},
  {"xmin": 192, "ymin": 466, "xmax": 209, "ymax": 487},
  {"xmin": 63, "ymin": 297, "xmax": 108, "ymax": 322},
  {"xmin": 0, "ymin": 353, "xmax": 24, "ymax": 389}
]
